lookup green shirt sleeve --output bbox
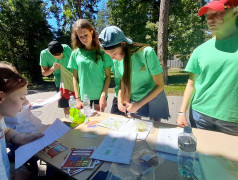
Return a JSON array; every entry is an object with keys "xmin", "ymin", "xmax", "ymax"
[
  {"xmin": 39, "ymin": 50, "xmax": 49, "ymax": 67},
  {"xmin": 185, "ymin": 47, "xmax": 201, "ymax": 74},
  {"xmin": 64, "ymin": 45, "xmax": 72, "ymax": 54},
  {"xmin": 145, "ymin": 47, "xmax": 163, "ymax": 75},
  {"xmin": 67, "ymin": 50, "xmax": 78, "ymax": 70},
  {"xmin": 103, "ymin": 53, "xmax": 113, "ymax": 69}
]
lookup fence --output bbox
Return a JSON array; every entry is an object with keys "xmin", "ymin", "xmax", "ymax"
[{"xmin": 167, "ymin": 60, "xmax": 185, "ymax": 68}]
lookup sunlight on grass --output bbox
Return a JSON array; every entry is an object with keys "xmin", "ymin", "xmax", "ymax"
[{"xmin": 42, "ymin": 77, "xmax": 54, "ymax": 82}]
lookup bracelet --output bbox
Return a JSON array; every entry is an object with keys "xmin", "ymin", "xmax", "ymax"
[
  {"xmin": 75, "ymin": 97, "xmax": 80, "ymax": 99},
  {"xmin": 179, "ymin": 112, "xmax": 186, "ymax": 116}
]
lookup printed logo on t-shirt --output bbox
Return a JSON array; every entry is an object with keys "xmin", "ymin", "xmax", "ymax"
[{"xmin": 140, "ymin": 64, "xmax": 146, "ymax": 71}]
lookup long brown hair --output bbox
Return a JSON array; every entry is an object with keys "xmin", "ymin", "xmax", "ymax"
[
  {"xmin": 0, "ymin": 62, "xmax": 27, "ymax": 94},
  {"xmin": 71, "ymin": 19, "xmax": 102, "ymax": 62},
  {"xmin": 121, "ymin": 42, "xmax": 148, "ymax": 102}
]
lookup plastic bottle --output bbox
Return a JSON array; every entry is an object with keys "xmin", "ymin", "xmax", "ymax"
[
  {"xmin": 69, "ymin": 95, "xmax": 76, "ymax": 108},
  {"xmin": 68, "ymin": 95, "xmax": 76, "ymax": 121},
  {"xmin": 83, "ymin": 94, "xmax": 91, "ymax": 117},
  {"xmin": 178, "ymin": 126, "xmax": 197, "ymax": 178}
]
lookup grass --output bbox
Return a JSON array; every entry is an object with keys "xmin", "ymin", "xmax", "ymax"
[
  {"xmin": 108, "ymin": 70, "xmax": 189, "ymax": 96},
  {"xmin": 164, "ymin": 70, "xmax": 189, "ymax": 96},
  {"xmin": 28, "ymin": 70, "xmax": 189, "ymax": 96}
]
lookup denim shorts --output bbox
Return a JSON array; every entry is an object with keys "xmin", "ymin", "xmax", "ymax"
[
  {"xmin": 133, "ymin": 90, "xmax": 170, "ymax": 120},
  {"xmin": 190, "ymin": 109, "xmax": 238, "ymax": 136}
]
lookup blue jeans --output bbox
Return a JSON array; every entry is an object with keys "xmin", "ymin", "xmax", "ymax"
[{"xmin": 190, "ymin": 109, "xmax": 238, "ymax": 136}]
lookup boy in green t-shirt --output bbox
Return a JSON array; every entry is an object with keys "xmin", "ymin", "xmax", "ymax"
[
  {"xmin": 39, "ymin": 41, "xmax": 72, "ymax": 116},
  {"xmin": 177, "ymin": 0, "xmax": 238, "ymax": 135}
]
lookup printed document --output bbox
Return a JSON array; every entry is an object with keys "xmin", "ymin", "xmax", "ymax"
[
  {"xmin": 97, "ymin": 116, "xmax": 129, "ymax": 131},
  {"xmin": 90, "ymin": 131, "xmax": 136, "ymax": 164},
  {"xmin": 119, "ymin": 119, "xmax": 153, "ymax": 140},
  {"xmin": 15, "ymin": 118, "xmax": 70, "ymax": 169},
  {"xmin": 156, "ymin": 127, "xmax": 183, "ymax": 155}
]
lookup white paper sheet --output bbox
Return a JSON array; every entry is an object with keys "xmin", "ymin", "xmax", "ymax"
[
  {"xmin": 30, "ymin": 92, "xmax": 61, "ymax": 110},
  {"xmin": 155, "ymin": 127, "xmax": 183, "ymax": 155},
  {"xmin": 119, "ymin": 119, "xmax": 153, "ymax": 140},
  {"xmin": 97, "ymin": 116, "xmax": 129, "ymax": 130},
  {"xmin": 15, "ymin": 118, "xmax": 70, "ymax": 169},
  {"xmin": 90, "ymin": 131, "xmax": 136, "ymax": 164}
]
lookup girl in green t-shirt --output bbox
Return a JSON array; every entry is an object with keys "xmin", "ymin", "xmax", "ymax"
[
  {"xmin": 98, "ymin": 26, "xmax": 170, "ymax": 121},
  {"xmin": 177, "ymin": 1, "xmax": 238, "ymax": 135},
  {"xmin": 67, "ymin": 19, "xmax": 113, "ymax": 112}
]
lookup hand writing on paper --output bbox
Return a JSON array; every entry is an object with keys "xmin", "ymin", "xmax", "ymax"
[{"xmin": 125, "ymin": 102, "xmax": 141, "ymax": 114}]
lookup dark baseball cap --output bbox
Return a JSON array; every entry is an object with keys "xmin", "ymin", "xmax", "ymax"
[{"xmin": 48, "ymin": 41, "xmax": 63, "ymax": 56}]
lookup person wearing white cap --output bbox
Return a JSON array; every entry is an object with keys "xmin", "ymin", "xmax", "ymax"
[
  {"xmin": 99, "ymin": 26, "xmax": 170, "ymax": 120},
  {"xmin": 177, "ymin": 0, "xmax": 238, "ymax": 135}
]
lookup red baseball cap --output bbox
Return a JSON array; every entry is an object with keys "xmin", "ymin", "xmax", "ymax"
[{"xmin": 198, "ymin": 0, "xmax": 238, "ymax": 16}]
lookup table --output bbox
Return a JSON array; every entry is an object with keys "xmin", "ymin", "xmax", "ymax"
[{"xmin": 37, "ymin": 112, "xmax": 238, "ymax": 180}]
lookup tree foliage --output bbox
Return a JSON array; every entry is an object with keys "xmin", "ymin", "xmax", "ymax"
[
  {"xmin": 168, "ymin": 0, "xmax": 209, "ymax": 61},
  {"xmin": 49, "ymin": 0, "xmax": 101, "ymax": 33},
  {"xmin": 106, "ymin": 0, "xmax": 209, "ymax": 61},
  {"xmin": 107, "ymin": 0, "xmax": 151, "ymax": 42},
  {"xmin": 0, "ymin": 0, "xmax": 53, "ymax": 82}
]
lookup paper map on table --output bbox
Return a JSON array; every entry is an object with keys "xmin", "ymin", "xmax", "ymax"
[
  {"xmin": 97, "ymin": 116, "xmax": 129, "ymax": 130},
  {"xmin": 90, "ymin": 131, "xmax": 136, "ymax": 164}
]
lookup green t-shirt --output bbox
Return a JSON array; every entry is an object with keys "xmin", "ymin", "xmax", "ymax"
[
  {"xmin": 185, "ymin": 35, "xmax": 238, "ymax": 123},
  {"xmin": 39, "ymin": 44, "xmax": 72, "ymax": 87},
  {"xmin": 67, "ymin": 48, "xmax": 113, "ymax": 100},
  {"xmin": 113, "ymin": 46, "xmax": 163, "ymax": 101}
]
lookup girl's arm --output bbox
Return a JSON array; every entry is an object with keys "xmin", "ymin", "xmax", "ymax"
[
  {"xmin": 72, "ymin": 69, "xmax": 83, "ymax": 109},
  {"xmin": 126, "ymin": 73, "xmax": 164, "ymax": 113},
  {"xmin": 177, "ymin": 73, "xmax": 197, "ymax": 127},
  {"xmin": 99, "ymin": 67, "xmax": 111, "ymax": 112},
  {"xmin": 5, "ymin": 128, "xmax": 43, "ymax": 146}
]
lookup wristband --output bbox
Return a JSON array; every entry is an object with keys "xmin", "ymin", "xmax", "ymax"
[{"xmin": 179, "ymin": 112, "xmax": 186, "ymax": 116}]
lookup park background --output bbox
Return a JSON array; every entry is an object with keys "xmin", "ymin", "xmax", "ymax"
[
  {"xmin": 0, "ymin": 0, "xmax": 211, "ymax": 96},
  {"xmin": 1, "ymin": 0, "xmax": 212, "ymax": 175}
]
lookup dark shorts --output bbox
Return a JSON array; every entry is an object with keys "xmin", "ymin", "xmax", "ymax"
[
  {"xmin": 111, "ymin": 97, "xmax": 126, "ymax": 116},
  {"xmin": 56, "ymin": 88, "xmax": 69, "ymax": 108},
  {"xmin": 111, "ymin": 90, "xmax": 170, "ymax": 120},
  {"xmin": 90, "ymin": 100, "xmax": 99, "ymax": 107}
]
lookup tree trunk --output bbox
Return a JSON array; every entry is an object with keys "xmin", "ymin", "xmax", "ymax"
[
  {"xmin": 76, "ymin": 0, "xmax": 83, "ymax": 18},
  {"xmin": 157, "ymin": 0, "xmax": 170, "ymax": 84}
]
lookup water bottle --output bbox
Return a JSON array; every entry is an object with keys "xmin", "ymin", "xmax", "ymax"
[
  {"xmin": 178, "ymin": 126, "xmax": 197, "ymax": 178},
  {"xmin": 83, "ymin": 94, "xmax": 90, "ymax": 117},
  {"xmin": 69, "ymin": 95, "xmax": 76, "ymax": 108}
]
